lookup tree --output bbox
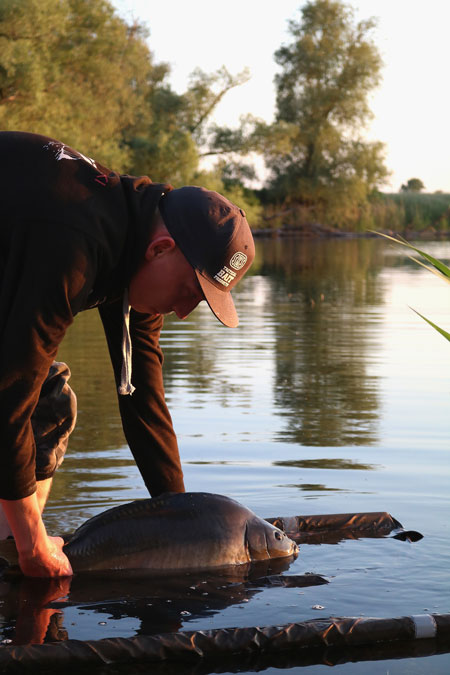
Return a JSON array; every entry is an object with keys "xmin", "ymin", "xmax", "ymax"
[
  {"xmin": 0, "ymin": 0, "xmax": 166, "ymax": 169},
  {"xmin": 0, "ymin": 0, "xmax": 251, "ymax": 190},
  {"xmin": 126, "ymin": 67, "xmax": 249, "ymax": 185},
  {"xmin": 124, "ymin": 65, "xmax": 262, "ymax": 223},
  {"xmin": 400, "ymin": 178, "xmax": 425, "ymax": 192},
  {"xmin": 263, "ymin": 0, "xmax": 388, "ymax": 227}
]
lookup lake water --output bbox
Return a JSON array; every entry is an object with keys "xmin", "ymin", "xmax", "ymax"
[{"xmin": 1, "ymin": 237, "xmax": 449, "ymax": 673}]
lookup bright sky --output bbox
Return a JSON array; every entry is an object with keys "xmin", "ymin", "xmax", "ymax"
[{"xmin": 113, "ymin": 0, "xmax": 450, "ymax": 192}]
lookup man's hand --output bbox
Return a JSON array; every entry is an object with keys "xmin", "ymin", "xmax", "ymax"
[
  {"xmin": 18, "ymin": 535, "xmax": 72, "ymax": 578},
  {"xmin": 1, "ymin": 493, "xmax": 73, "ymax": 577}
]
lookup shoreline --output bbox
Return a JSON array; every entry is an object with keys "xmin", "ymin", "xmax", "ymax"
[{"xmin": 251, "ymin": 224, "xmax": 450, "ymax": 241}]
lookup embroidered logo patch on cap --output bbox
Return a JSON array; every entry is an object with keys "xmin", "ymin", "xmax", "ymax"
[{"xmin": 230, "ymin": 252, "xmax": 248, "ymax": 270}]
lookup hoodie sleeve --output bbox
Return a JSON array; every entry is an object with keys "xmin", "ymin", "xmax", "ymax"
[
  {"xmin": 98, "ymin": 298, "xmax": 185, "ymax": 497},
  {"xmin": 0, "ymin": 222, "xmax": 95, "ymax": 500}
]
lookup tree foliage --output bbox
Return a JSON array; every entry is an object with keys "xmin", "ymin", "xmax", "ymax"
[
  {"xmin": 400, "ymin": 178, "xmax": 425, "ymax": 193},
  {"xmin": 262, "ymin": 0, "xmax": 388, "ymax": 227},
  {"xmin": 126, "ymin": 67, "xmax": 249, "ymax": 185},
  {"xmin": 0, "ymin": 0, "xmax": 250, "ymax": 196},
  {"xmin": 0, "ymin": 0, "xmax": 164, "ymax": 168}
]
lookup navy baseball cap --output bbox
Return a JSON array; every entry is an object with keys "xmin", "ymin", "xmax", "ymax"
[{"xmin": 159, "ymin": 186, "xmax": 255, "ymax": 327}]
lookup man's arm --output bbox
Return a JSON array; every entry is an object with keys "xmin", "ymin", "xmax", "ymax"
[
  {"xmin": 1, "ymin": 495, "xmax": 72, "ymax": 576},
  {"xmin": 99, "ymin": 299, "xmax": 185, "ymax": 496},
  {"xmin": 0, "ymin": 225, "xmax": 93, "ymax": 575}
]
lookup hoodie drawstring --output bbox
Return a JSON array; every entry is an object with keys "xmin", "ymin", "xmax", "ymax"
[{"xmin": 118, "ymin": 288, "xmax": 136, "ymax": 396}]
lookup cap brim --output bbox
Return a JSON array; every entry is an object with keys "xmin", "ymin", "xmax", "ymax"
[{"xmin": 195, "ymin": 270, "xmax": 239, "ymax": 328}]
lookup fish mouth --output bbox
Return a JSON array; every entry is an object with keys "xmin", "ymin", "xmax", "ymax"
[
  {"xmin": 278, "ymin": 530, "xmax": 299, "ymax": 559},
  {"xmin": 279, "ymin": 533, "xmax": 298, "ymax": 559},
  {"xmin": 270, "ymin": 534, "xmax": 299, "ymax": 560}
]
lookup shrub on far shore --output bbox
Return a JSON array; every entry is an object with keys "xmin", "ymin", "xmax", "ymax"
[
  {"xmin": 380, "ymin": 192, "xmax": 450, "ymax": 233},
  {"xmin": 254, "ymin": 191, "xmax": 450, "ymax": 234},
  {"xmin": 356, "ymin": 192, "xmax": 450, "ymax": 234}
]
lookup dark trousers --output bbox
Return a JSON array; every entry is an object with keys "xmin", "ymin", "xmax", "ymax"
[{"xmin": 32, "ymin": 362, "xmax": 77, "ymax": 481}]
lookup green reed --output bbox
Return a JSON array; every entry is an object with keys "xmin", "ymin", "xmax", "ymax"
[{"xmin": 375, "ymin": 232, "xmax": 450, "ymax": 342}]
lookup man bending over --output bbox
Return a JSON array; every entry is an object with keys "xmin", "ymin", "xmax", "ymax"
[{"xmin": 0, "ymin": 131, "xmax": 254, "ymax": 577}]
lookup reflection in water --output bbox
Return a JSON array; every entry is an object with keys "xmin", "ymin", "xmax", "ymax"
[
  {"xmin": 273, "ymin": 458, "xmax": 379, "ymax": 471},
  {"xmin": 53, "ymin": 645, "xmax": 450, "ymax": 675},
  {"xmin": 185, "ymin": 460, "xmax": 249, "ymax": 466},
  {"xmin": 0, "ymin": 557, "xmax": 321, "ymax": 646},
  {"xmin": 0, "ymin": 577, "xmax": 71, "ymax": 646},
  {"xmin": 256, "ymin": 238, "xmax": 384, "ymax": 447},
  {"xmin": 286, "ymin": 483, "xmax": 353, "ymax": 492}
]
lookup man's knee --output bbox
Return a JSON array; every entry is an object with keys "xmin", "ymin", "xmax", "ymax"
[{"xmin": 32, "ymin": 361, "xmax": 77, "ymax": 481}]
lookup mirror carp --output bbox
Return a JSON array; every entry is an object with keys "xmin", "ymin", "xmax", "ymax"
[{"xmin": 63, "ymin": 492, "xmax": 298, "ymax": 572}]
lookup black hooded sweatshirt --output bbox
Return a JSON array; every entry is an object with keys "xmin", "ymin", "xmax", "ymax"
[{"xmin": 0, "ymin": 131, "xmax": 185, "ymax": 500}]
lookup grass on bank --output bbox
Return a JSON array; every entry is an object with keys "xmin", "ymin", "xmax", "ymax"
[
  {"xmin": 254, "ymin": 192, "xmax": 450, "ymax": 234},
  {"xmin": 371, "ymin": 192, "xmax": 450, "ymax": 233}
]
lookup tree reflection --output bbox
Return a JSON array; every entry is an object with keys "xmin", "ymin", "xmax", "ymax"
[
  {"xmin": 284, "ymin": 483, "xmax": 352, "ymax": 492},
  {"xmin": 273, "ymin": 458, "xmax": 379, "ymax": 470},
  {"xmin": 256, "ymin": 238, "xmax": 386, "ymax": 446},
  {"xmin": 58, "ymin": 309, "xmax": 125, "ymax": 453}
]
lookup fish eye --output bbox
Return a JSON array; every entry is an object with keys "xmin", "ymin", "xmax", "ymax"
[{"xmin": 274, "ymin": 531, "xmax": 283, "ymax": 541}]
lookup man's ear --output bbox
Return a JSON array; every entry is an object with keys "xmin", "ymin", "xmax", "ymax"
[{"xmin": 144, "ymin": 235, "xmax": 176, "ymax": 260}]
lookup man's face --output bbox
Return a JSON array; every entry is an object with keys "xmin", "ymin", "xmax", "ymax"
[{"xmin": 128, "ymin": 236, "xmax": 205, "ymax": 319}]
